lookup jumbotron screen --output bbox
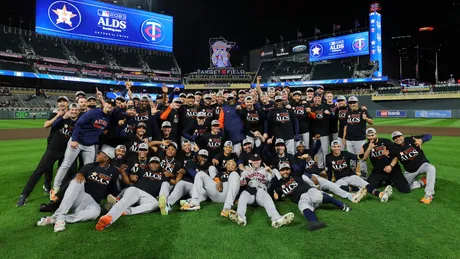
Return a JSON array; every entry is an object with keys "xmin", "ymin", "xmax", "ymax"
[
  {"xmin": 309, "ymin": 32, "xmax": 369, "ymax": 62},
  {"xmin": 35, "ymin": 0, "xmax": 173, "ymax": 52}
]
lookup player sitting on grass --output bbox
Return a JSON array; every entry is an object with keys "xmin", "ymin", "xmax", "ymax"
[
  {"xmin": 271, "ymin": 162, "xmax": 352, "ymax": 231},
  {"xmin": 326, "ymin": 140, "xmax": 393, "ymax": 203},
  {"xmin": 37, "ymin": 146, "xmax": 119, "ymax": 232}
]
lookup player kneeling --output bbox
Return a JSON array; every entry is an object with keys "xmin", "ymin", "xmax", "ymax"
[
  {"xmin": 181, "ymin": 160, "xmax": 241, "ymax": 217},
  {"xmin": 228, "ymin": 154, "xmax": 294, "ymax": 228},
  {"xmin": 272, "ymin": 163, "xmax": 352, "ymax": 231},
  {"xmin": 95, "ymin": 156, "xmax": 170, "ymax": 231}
]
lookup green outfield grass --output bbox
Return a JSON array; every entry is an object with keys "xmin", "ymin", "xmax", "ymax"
[
  {"xmin": 1, "ymin": 136, "xmax": 460, "ymax": 258},
  {"xmin": 0, "ymin": 119, "xmax": 46, "ymax": 129},
  {"xmin": 373, "ymin": 118, "xmax": 460, "ymax": 128}
]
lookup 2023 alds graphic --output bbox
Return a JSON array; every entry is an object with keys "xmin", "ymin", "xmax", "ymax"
[
  {"xmin": 36, "ymin": 0, "xmax": 173, "ymax": 52},
  {"xmin": 309, "ymin": 32, "xmax": 369, "ymax": 62}
]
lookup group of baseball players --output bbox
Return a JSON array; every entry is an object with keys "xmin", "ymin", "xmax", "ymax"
[{"xmin": 16, "ymin": 76, "xmax": 437, "ymax": 232}]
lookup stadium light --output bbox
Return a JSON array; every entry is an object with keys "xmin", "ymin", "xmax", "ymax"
[{"xmin": 419, "ymin": 27, "xmax": 434, "ymax": 32}]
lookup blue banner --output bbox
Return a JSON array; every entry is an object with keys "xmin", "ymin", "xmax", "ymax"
[
  {"xmin": 35, "ymin": 0, "xmax": 173, "ymax": 52},
  {"xmin": 0, "ymin": 69, "xmax": 183, "ymax": 88},
  {"xmin": 369, "ymin": 12, "xmax": 383, "ymax": 77},
  {"xmin": 376, "ymin": 110, "xmax": 406, "ymax": 118},
  {"xmin": 252, "ymin": 76, "xmax": 388, "ymax": 88},
  {"xmin": 309, "ymin": 32, "xmax": 369, "ymax": 62},
  {"xmin": 415, "ymin": 110, "xmax": 452, "ymax": 118}
]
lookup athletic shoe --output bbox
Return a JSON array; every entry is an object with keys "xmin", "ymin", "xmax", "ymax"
[
  {"xmin": 420, "ymin": 195, "xmax": 433, "ymax": 204},
  {"xmin": 420, "ymin": 177, "xmax": 427, "ymax": 186},
  {"xmin": 40, "ymin": 201, "xmax": 58, "ymax": 212},
  {"xmin": 342, "ymin": 203, "xmax": 352, "ymax": 212},
  {"xmin": 158, "ymin": 195, "xmax": 168, "ymax": 215},
  {"xmin": 179, "ymin": 199, "xmax": 191, "ymax": 207},
  {"xmin": 351, "ymin": 187, "xmax": 367, "ymax": 203},
  {"xmin": 380, "ymin": 185, "xmax": 393, "ymax": 203},
  {"xmin": 272, "ymin": 212, "xmax": 295, "ymax": 228},
  {"xmin": 95, "ymin": 215, "xmax": 113, "ymax": 231},
  {"xmin": 220, "ymin": 209, "xmax": 230, "ymax": 218},
  {"xmin": 37, "ymin": 216, "xmax": 56, "ymax": 226},
  {"xmin": 16, "ymin": 195, "xmax": 27, "ymax": 207},
  {"xmin": 307, "ymin": 221, "xmax": 326, "ymax": 231},
  {"xmin": 54, "ymin": 220, "xmax": 66, "ymax": 232},
  {"xmin": 43, "ymin": 185, "xmax": 50, "ymax": 195},
  {"xmin": 180, "ymin": 204, "xmax": 201, "ymax": 211},
  {"xmin": 228, "ymin": 210, "xmax": 246, "ymax": 226},
  {"xmin": 107, "ymin": 194, "xmax": 117, "ymax": 204}
]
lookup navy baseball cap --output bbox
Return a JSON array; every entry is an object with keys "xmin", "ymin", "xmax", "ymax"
[
  {"xmin": 106, "ymin": 99, "xmax": 116, "ymax": 106},
  {"xmin": 250, "ymin": 153, "xmax": 262, "ymax": 161},
  {"xmin": 149, "ymin": 156, "xmax": 161, "ymax": 163}
]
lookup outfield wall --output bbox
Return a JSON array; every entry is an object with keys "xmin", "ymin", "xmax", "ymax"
[
  {"xmin": 0, "ymin": 110, "xmax": 50, "ymax": 119},
  {"xmin": 358, "ymin": 96, "xmax": 460, "ymax": 110}
]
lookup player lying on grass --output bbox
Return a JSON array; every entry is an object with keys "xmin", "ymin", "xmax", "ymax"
[
  {"xmin": 359, "ymin": 128, "xmax": 411, "ymax": 193},
  {"xmin": 326, "ymin": 140, "xmax": 393, "ymax": 203},
  {"xmin": 390, "ymin": 131, "xmax": 436, "ymax": 204},
  {"xmin": 271, "ymin": 162, "xmax": 352, "ymax": 231},
  {"xmin": 96, "ymin": 156, "xmax": 170, "ymax": 231},
  {"xmin": 228, "ymin": 154, "xmax": 295, "ymax": 228},
  {"xmin": 37, "ymin": 146, "xmax": 118, "ymax": 232}
]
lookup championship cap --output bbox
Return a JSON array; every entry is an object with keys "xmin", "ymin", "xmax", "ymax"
[
  {"xmin": 149, "ymin": 156, "xmax": 161, "ymax": 163},
  {"xmin": 331, "ymin": 140, "xmax": 341, "ymax": 147},
  {"xmin": 57, "ymin": 96, "xmax": 69, "ymax": 102},
  {"xmin": 106, "ymin": 99, "xmax": 116, "ymax": 106},
  {"xmin": 126, "ymin": 105, "xmax": 136, "ymax": 110},
  {"xmin": 132, "ymin": 96, "xmax": 140, "ymax": 100},
  {"xmin": 137, "ymin": 122, "xmax": 147, "ymax": 128},
  {"xmin": 75, "ymin": 91, "xmax": 86, "ymax": 97},
  {"xmin": 197, "ymin": 111, "xmax": 206, "ymax": 118},
  {"xmin": 242, "ymin": 138, "xmax": 253, "ymax": 146},
  {"xmin": 179, "ymin": 93, "xmax": 186, "ymax": 98},
  {"xmin": 274, "ymin": 95, "xmax": 283, "ymax": 101},
  {"xmin": 226, "ymin": 94, "xmax": 235, "ymax": 99},
  {"xmin": 138, "ymin": 143, "xmax": 149, "ymax": 151},
  {"xmin": 168, "ymin": 141, "xmax": 178, "ymax": 149},
  {"xmin": 100, "ymin": 145, "xmax": 115, "ymax": 159},
  {"xmin": 87, "ymin": 96, "xmax": 97, "ymax": 101},
  {"xmin": 313, "ymin": 93, "xmax": 322, "ymax": 98},
  {"xmin": 186, "ymin": 93, "xmax": 195, "ymax": 98},
  {"xmin": 366, "ymin": 128, "xmax": 377, "ymax": 135},
  {"xmin": 317, "ymin": 85, "xmax": 324, "ymax": 90},
  {"xmin": 337, "ymin": 95, "xmax": 346, "ymax": 101},
  {"xmin": 238, "ymin": 89, "xmax": 246, "ymax": 94},
  {"xmin": 216, "ymin": 92, "xmax": 223, "ymax": 97},
  {"xmin": 195, "ymin": 91, "xmax": 202, "ymax": 96},
  {"xmin": 198, "ymin": 149, "xmax": 209, "ymax": 157},
  {"xmin": 250, "ymin": 153, "xmax": 262, "ymax": 161},
  {"xmin": 156, "ymin": 95, "xmax": 163, "ymax": 99},
  {"xmin": 211, "ymin": 119, "xmax": 220, "ymax": 126},
  {"xmin": 306, "ymin": 87, "xmax": 315, "ymax": 92},
  {"xmin": 204, "ymin": 94, "xmax": 212, "ymax": 99},
  {"xmin": 296, "ymin": 140, "xmax": 306, "ymax": 147},
  {"xmin": 268, "ymin": 87, "xmax": 275, "ymax": 91},
  {"xmin": 116, "ymin": 96, "xmax": 125, "ymax": 101},
  {"xmin": 182, "ymin": 139, "xmax": 191, "ymax": 146},
  {"xmin": 69, "ymin": 103, "xmax": 80, "ymax": 109},
  {"xmin": 161, "ymin": 121, "xmax": 172, "ymax": 128},
  {"xmin": 140, "ymin": 94, "xmax": 150, "ymax": 100},
  {"xmin": 275, "ymin": 138, "xmax": 285, "ymax": 145},
  {"xmin": 293, "ymin": 90, "xmax": 302, "ymax": 96},
  {"xmin": 172, "ymin": 97, "xmax": 182, "ymax": 103},
  {"xmin": 348, "ymin": 96, "xmax": 359, "ymax": 102},
  {"xmin": 115, "ymin": 145, "xmax": 126, "ymax": 151},
  {"xmin": 279, "ymin": 162, "xmax": 291, "ymax": 170},
  {"xmin": 391, "ymin": 131, "xmax": 403, "ymax": 139},
  {"xmin": 244, "ymin": 96, "xmax": 253, "ymax": 102},
  {"xmin": 224, "ymin": 140, "xmax": 233, "ymax": 147}
]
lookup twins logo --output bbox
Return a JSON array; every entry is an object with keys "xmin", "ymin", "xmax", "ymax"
[
  {"xmin": 282, "ymin": 178, "xmax": 299, "ymax": 196},
  {"xmin": 310, "ymin": 44, "xmax": 323, "ymax": 57},
  {"xmin": 141, "ymin": 19, "xmax": 165, "ymax": 43},
  {"xmin": 331, "ymin": 159, "xmax": 348, "ymax": 171},
  {"xmin": 352, "ymin": 37, "xmax": 368, "ymax": 52},
  {"xmin": 48, "ymin": 1, "xmax": 82, "ymax": 31}
]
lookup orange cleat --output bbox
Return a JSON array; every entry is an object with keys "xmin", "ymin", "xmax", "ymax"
[
  {"xmin": 420, "ymin": 195, "xmax": 433, "ymax": 204},
  {"xmin": 95, "ymin": 215, "xmax": 113, "ymax": 231},
  {"xmin": 420, "ymin": 177, "xmax": 427, "ymax": 186}
]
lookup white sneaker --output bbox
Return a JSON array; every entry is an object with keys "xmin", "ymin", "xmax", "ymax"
[
  {"xmin": 107, "ymin": 194, "xmax": 117, "ymax": 204},
  {"xmin": 229, "ymin": 210, "xmax": 246, "ymax": 226},
  {"xmin": 54, "ymin": 220, "xmax": 66, "ymax": 232},
  {"xmin": 352, "ymin": 187, "xmax": 367, "ymax": 203},
  {"xmin": 159, "ymin": 195, "xmax": 168, "ymax": 215},
  {"xmin": 37, "ymin": 216, "xmax": 55, "ymax": 226},
  {"xmin": 272, "ymin": 212, "xmax": 295, "ymax": 228},
  {"xmin": 380, "ymin": 185, "xmax": 393, "ymax": 203},
  {"xmin": 179, "ymin": 199, "xmax": 191, "ymax": 207}
]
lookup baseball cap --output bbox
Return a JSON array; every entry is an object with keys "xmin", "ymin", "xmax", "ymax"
[
  {"xmin": 132, "ymin": 96, "xmax": 140, "ymax": 100},
  {"xmin": 216, "ymin": 92, "xmax": 223, "ymax": 97},
  {"xmin": 226, "ymin": 94, "xmax": 235, "ymax": 99},
  {"xmin": 156, "ymin": 95, "xmax": 163, "ymax": 99},
  {"xmin": 275, "ymin": 138, "xmax": 285, "ymax": 146},
  {"xmin": 168, "ymin": 141, "xmax": 178, "ymax": 149},
  {"xmin": 337, "ymin": 95, "xmax": 346, "ymax": 101},
  {"xmin": 186, "ymin": 93, "xmax": 195, "ymax": 98},
  {"xmin": 348, "ymin": 96, "xmax": 359, "ymax": 102},
  {"xmin": 198, "ymin": 149, "xmax": 209, "ymax": 157},
  {"xmin": 331, "ymin": 140, "xmax": 341, "ymax": 147},
  {"xmin": 204, "ymin": 94, "xmax": 212, "ymax": 99},
  {"xmin": 268, "ymin": 87, "xmax": 275, "ymax": 91},
  {"xmin": 100, "ymin": 145, "xmax": 115, "ymax": 159},
  {"xmin": 149, "ymin": 156, "xmax": 161, "ymax": 163},
  {"xmin": 75, "ymin": 91, "xmax": 86, "ymax": 97},
  {"xmin": 242, "ymin": 138, "xmax": 253, "ymax": 146},
  {"xmin": 87, "ymin": 96, "xmax": 97, "ymax": 101},
  {"xmin": 140, "ymin": 94, "xmax": 149, "ymax": 100},
  {"xmin": 366, "ymin": 128, "xmax": 377, "ymax": 135},
  {"xmin": 391, "ymin": 131, "xmax": 403, "ymax": 139},
  {"xmin": 211, "ymin": 120, "xmax": 220, "ymax": 126},
  {"xmin": 138, "ymin": 143, "xmax": 149, "ymax": 151},
  {"xmin": 161, "ymin": 121, "xmax": 172, "ymax": 128},
  {"xmin": 317, "ymin": 85, "xmax": 324, "ymax": 90},
  {"xmin": 195, "ymin": 91, "xmax": 202, "ymax": 96},
  {"xmin": 279, "ymin": 162, "xmax": 291, "ymax": 170},
  {"xmin": 250, "ymin": 153, "xmax": 262, "ymax": 161},
  {"xmin": 106, "ymin": 99, "xmax": 116, "ymax": 106},
  {"xmin": 313, "ymin": 94, "xmax": 322, "ymax": 98},
  {"xmin": 238, "ymin": 90, "xmax": 246, "ymax": 94},
  {"xmin": 224, "ymin": 140, "xmax": 233, "ymax": 147},
  {"xmin": 69, "ymin": 103, "xmax": 80, "ymax": 109},
  {"xmin": 275, "ymin": 95, "xmax": 283, "ymax": 101},
  {"xmin": 244, "ymin": 96, "xmax": 253, "ymax": 102},
  {"xmin": 116, "ymin": 96, "xmax": 125, "ymax": 101},
  {"xmin": 306, "ymin": 87, "xmax": 315, "ymax": 92},
  {"xmin": 115, "ymin": 145, "xmax": 126, "ymax": 151},
  {"xmin": 296, "ymin": 140, "xmax": 306, "ymax": 147},
  {"xmin": 197, "ymin": 111, "xmax": 206, "ymax": 118},
  {"xmin": 292, "ymin": 90, "xmax": 302, "ymax": 96},
  {"xmin": 182, "ymin": 140, "xmax": 191, "ymax": 146},
  {"xmin": 179, "ymin": 93, "xmax": 186, "ymax": 98},
  {"xmin": 137, "ymin": 122, "xmax": 147, "ymax": 128},
  {"xmin": 126, "ymin": 105, "xmax": 136, "ymax": 110},
  {"xmin": 173, "ymin": 97, "xmax": 182, "ymax": 103},
  {"xmin": 57, "ymin": 96, "xmax": 69, "ymax": 102}
]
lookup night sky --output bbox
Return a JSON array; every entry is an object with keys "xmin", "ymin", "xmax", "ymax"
[{"xmin": 1, "ymin": 0, "xmax": 454, "ymax": 78}]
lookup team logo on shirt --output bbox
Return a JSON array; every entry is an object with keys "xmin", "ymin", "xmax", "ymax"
[
  {"xmin": 305, "ymin": 157, "xmax": 315, "ymax": 169},
  {"xmin": 293, "ymin": 106, "xmax": 305, "ymax": 115},
  {"xmin": 88, "ymin": 172, "xmax": 112, "ymax": 185},
  {"xmin": 347, "ymin": 114, "xmax": 361, "ymax": 124},
  {"xmin": 331, "ymin": 159, "xmax": 348, "ymax": 171},
  {"xmin": 315, "ymin": 110, "xmax": 324, "ymax": 119},
  {"xmin": 281, "ymin": 177, "xmax": 299, "ymax": 196},
  {"xmin": 247, "ymin": 112, "xmax": 260, "ymax": 122},
  {"xmin": 371, "ymin": 145, "xmax": 387, "ymax": 159},
  {"xmin": 59, "ymin": 124, "xmax": 73, "ymax": 138},
  {"xmin": 276, "ymin": 112, "xmax": 290, "ymax": 123},
  {"xmin": 246, "ymin": 171, "xmax": 268, "ymax": 185},
  {"xmin": 142, "ymin": 171, "xmax": 163, "ymax": 180},
  {"xmin": 186, "ymin": 108, "xmax": 197, "ymax": 118},
  {"xmin": 400, "ymin": 146, "xmax": 419, "ymax": 161},
  {"xmin": 93, "ymin": 119, "xmax": 108, "ymax": 129},
  {"xmin": 124, "ymin": 124, "xmax": 136, "ymax": 134},
  {"xmin": 338, "ymin": 109, "xmax": 348, "ymax": 119},
  {"xmin": 135, "ymin": 111, "xmax": 149, "ymax": 122},
  {"xmin": 160, "ymin": 160, "xmax": 176, "ymax": 173},
  {"xmin": 208, "ymin": 138, "xmax": 222, "ymax": 148}
]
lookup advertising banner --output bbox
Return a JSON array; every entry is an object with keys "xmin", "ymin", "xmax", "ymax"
[
  {"xmin": 415, "ymin": 110, "xmax": 452, "ymax": 118},
  {"xmin": 376, "ymin": 110, "xmax": 406, "ymax": 117},
  {"xmin": 309, "ymin": 32, "xmax": 369, "ymax": 62}
]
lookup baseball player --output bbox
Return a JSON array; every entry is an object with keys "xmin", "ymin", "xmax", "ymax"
[
  {"xmin": 51, "ymin": 99, "xmax": 116, "ymax": 194},
  {"xmin": 37, "ymin": 146, "xmax": 119, "ymax": 232},
  {"xmin": 95, "ymin": 156, "xmax": 170, "ymax": 231},
  {"xmin": 326, "ymin": 140, "xmax": 393, "ymax": 203},
  {"xmin": 335, "ymin": 96, "xmax": 348, "ymax": 151},
  {"xmin": 236, "ymin": 96, "xmax": 267, "ymax": 147},
  {"xmin": 289, "ymin": 90, "xmax": 311, "ymax": 148},
  {"xmin": 210, "ymin": 140, "xmax": 239, "ymax": 177},
  {"xmin": 271, "ymin": 163, "xmax": 352, "ymax": 231},
  {"xmin": 196, "ymin": 120, "xmax": 224, "ymax": 159},
  {"xmin": 342, "ymin": 96, "xmax": 373, "ymax": 178},
  {"xmin": 308, "ymin": 94, "xmax": 331, "ymax": 169},
  {"xmin": 228, "ymin": 154, "xmax": 295, "ymax": 228},
  {"xmin": 389, "ymin": 131, "xmax": 436, "ymax": 204},
  {"xmin": 360, "ymin": 128, "xmax": 411, "ymax": 193}
]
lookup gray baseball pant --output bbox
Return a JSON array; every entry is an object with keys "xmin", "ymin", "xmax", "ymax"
[
  {"xmin": 236, "ymin": 189, "xmax": 281, "ymax": 223},
  {"xmin": 107, "ymin": 186, "xmax": 159, "ymax": 224},
  {"xmin": 52, "ymin": 180, "xmax": 100, "ymax": 223},
  {"xmin": 316, "ymin": 136, "xmax": 330, "ymax": 169},
  {"xmin": 331, "ymin": 133, "xmax": 338, "ymax": 141},
  {"xmin": 346, "ymin": 140, "xmax": 368, "ymax": 177},
  {"xmin": 53, "ymin": 138, "xmax": 96, "ymax": 189},
  {"xmin": 335, "ymin": 175, "xmax": 369, "ymax": 189},
  {"xmin": 300, "ymin": 132, "xmax": 310, "ymax": 150},
  {"xmin": 298, "ymin": 188, "xmax": 323, "ymax": 212},
  {"xmin": 166, "ymin": 180, "xmax": 193, "ymax": 206},
  {"xmin": 190, "ymin": 171, "xmax": 240, "ymax": 210},
  {"xmin": 404, "ymin": 163, "xmax": 436, "ymax": 196},
  {"xmin": 302, "ymin": 174, "xmax": 354, "ymax": 201},
  {"xmin": 338, "ymin": 137, "xmax": 345, "ymax": 151},
  {"xmin": 246, "ymin": 135, "xmax": 261, "ymax": 148},
  {"xmin": 233, "ymin": 143, "xmax": 242, "ymax": 157},
  {"xmin": 285, "ymin": 138, "xmax": 295, "ymax": 155},
  {"xmin": 208, "ymin": 166, "xmax": 219, "ymax": 179}
]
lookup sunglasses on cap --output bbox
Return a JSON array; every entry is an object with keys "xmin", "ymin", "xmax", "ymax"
[
  {"xmin": 348, "ymin": 101, "xmax": 357, "ymax": 104},
  {"xmin": 197, "ymin": 116, "xmax": 206, "ymax": 119},
  {"xmin": 138, "ymin": 148, "xmax": 149, "ymax": 151}
]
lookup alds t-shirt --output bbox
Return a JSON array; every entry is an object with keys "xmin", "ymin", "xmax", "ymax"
[
  {"xmin": 390, "ymin": 137, "xmax": 428, "ymax": 173},
  {"xmin": 81, "ymin": 163, "xmax": 119, "ymax": 203}
]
